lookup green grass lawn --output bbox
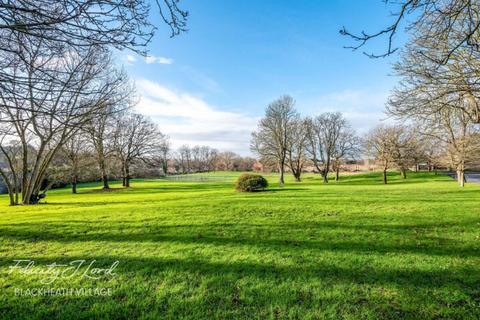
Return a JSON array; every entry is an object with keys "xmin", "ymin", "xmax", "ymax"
[{"xmin": 0, "ymin": 172, "xmax": 479, "ymax": 319}]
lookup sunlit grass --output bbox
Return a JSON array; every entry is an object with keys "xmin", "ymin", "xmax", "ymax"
[{"xmin": 0, "ymin": 172, "xmax": 479, "ymax": 319}]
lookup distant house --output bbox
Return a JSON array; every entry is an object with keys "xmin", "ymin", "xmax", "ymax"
[{"xmin": 252, "ymin": 160, "xmax": 263, "ymax": 172}]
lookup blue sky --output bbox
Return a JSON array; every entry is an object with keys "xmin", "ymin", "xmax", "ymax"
[{"xmin": 120, "ymin": 0, "xmax": 407, "ymax": 155}]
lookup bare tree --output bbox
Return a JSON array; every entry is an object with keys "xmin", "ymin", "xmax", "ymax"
[
  {"xmin": 113, "ymin": 112, "xmax": 164, "ymax": 187},
  {"xmin": 156, "ymin": 138, "xmax": 171, "ymax": 176},
  {"xmin": 364, "ymin": 125, "xmax": 407, "ymax": 184},
  {"xmin": 0, "ymin": 0, "xmax": 188, "ymax": 55},
  {"xmin": 418, "ymin": 107, "xmax": 480, "ymax": 186},
  {"xmin": 0, "ymin": 34, "xmax": 126, "ymax": 204},
  {"xmin": 389, "ymin": 126, "xmax": 417, "ymax": 179},
  {"xmin": 0, "ymin": 127, "xmax": 22, "ymax": 205},
  {"xmin": 235, "ymin": 156, "xmax": 256, "ymax": 172},
  {"xmin": 422, "ymin": 136, "xmax": 445, "ymax": 173},
  {"xmin": 217, "ymin": 151, "xmax": 238, "ymax": 171},
  {"xmin": 388, "ymin": 35, "xmax": 480, "ymax": 124},
  {"xmin": 305, "ymin": 112, "xmax": 349, "ymax": 183},
  {"xmin": 199, "ymin": 146, "xmax": 218, "ymax": 172},
  {"xmin": 251, "ymin": 95, "xmax": 298, "ymax": 185},
  {"xmin": 177, "ymin": 145, "xmax": 192, "ymax": 173},
  {"xmin": 341, "ymin": 0, "xmax": 480, "ymax": 63},
  {"xmin": 61, "ymin": 134, "xmax": 93, "ymax": 193},
  {"xmin": 332, "ymin": 130, "xmax": 361, "ymax": 181},
  {"xmin": 386, "ymin": 26, "xmax": 480, "ymax": 186},
  {"xmin": 286, "ymin": 118, "xmax": 308, "ymax": 182},
  {"xmin": 85, "ymin": 105, "xmax": 118, "ymax": 190}
]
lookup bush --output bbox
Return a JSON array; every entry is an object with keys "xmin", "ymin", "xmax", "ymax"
[{"xmin": 235, "ymin": 173, "xmax": 268, "ymax": 192}]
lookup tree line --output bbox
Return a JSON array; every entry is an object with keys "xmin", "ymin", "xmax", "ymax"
[
  {"xmin": 252, "ymin": 94, "xmax": 479, "ymax": 186},
  {"xmin": 251, "ymin": 95, "xmax": 361, "ymax": 185},
  {"xmin": 0, "ymin": 0, "xmax": 188, "ymax": 205},
  {"xmin": 174, "ymin": 146, "xmax": 256, "ymax": 174},
  {"xmin": 342, "ymin": 0, "xmax": 480, "ymax": 186}
]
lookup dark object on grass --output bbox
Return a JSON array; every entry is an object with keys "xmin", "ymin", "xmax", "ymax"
[
  {"xmin": 29, "ymin": 193, "xmax": 46, "ymax": 204},
  {"xmin": 236, "ymin": 173, "xmax": 268, "ymax": 192}
]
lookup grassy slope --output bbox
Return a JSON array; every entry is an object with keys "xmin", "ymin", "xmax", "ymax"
[{"xmin": 0, "ymin": 172, "xmax": 479, "ymax": 319}]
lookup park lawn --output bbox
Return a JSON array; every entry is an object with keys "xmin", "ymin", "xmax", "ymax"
[{"xmin": 0, "ymin": 172, "xmax": 479, "ymax": 319}]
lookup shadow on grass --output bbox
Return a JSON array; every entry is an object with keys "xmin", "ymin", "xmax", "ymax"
[
  {"xmin": 261, "ymin": 187, "xmax": 306, "ymax": 192},
  {"xmin": 330, "ymin": 172, "xmax": 451, "ymax": 186},
  {"xmin": 3, "ymin": 253, "xmax": 478, "ymax": 319},
  {"xmin": 1, "ymin": 220, "xmax": 479, "ymax": 258},
  {"xmin": 1, "ymin": 254, "xmax": 479, "ymax": 298}
]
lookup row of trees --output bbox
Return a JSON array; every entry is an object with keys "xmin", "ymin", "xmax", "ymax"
[
  {"xmin": 252, "ymin": 94, "xmax": 477, "ymax": 186},
  {"xmin": 364, "ymin": 125, "xmax": 443, "ymax": 184},
  {"xmin": 342, "ymin": 0, "xmax": 480, "ymax": 187},
  {"xmin": 62, "ymin": 111, "xmax": 169, "ymax": 193},
  {"xmin": 365, "ymin": 121, "xmax": 480, "ymax": 187},
  {"xmin": 0, "ymin": 96, "xmax": 170, "ymax": 203},
  {"xmin": 174, "ymin": 146, "xmax": 256, "ymax": 173},
  {"xmin": 384, "ymin": 1, "xmax": 480, "ymax": 187},
  {"xmin": 251, "ymin": 95, "xmax": 361, "ymax": 185},
  {"xmin": 0, "ymin": 0, "xmax": 188, "ymax": 205}
]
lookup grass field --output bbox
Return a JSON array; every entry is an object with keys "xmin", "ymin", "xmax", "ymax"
[{"xmin": 0, "ymin": 172, "xmax": 479, "ymax": 319}]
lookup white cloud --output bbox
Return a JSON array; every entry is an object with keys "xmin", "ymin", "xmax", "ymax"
[
  {"xmin": 145, "ymin": 55, "xmax": 173, "ymax": 65},
  {"xmin": 121, "ymin": 54, "xmax": 173, "ymax": 66},
  {"xmin": 134, "ymin": 81, "xmax": 391, "ymax": 154},
  {"xmin": 135, "ymin": 79, "xmax": 258, "ymax": 155},
  {"xmin": 125, "ymin": 54, "xmax": 137, "ymax": 64}
]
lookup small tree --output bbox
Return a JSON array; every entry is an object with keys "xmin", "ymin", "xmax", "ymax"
[
  {"xmin": 61, "ymin": 135, "xmax": 93, "ymax": 194},
  {"xmin": 332, "ymin": 129, "xmax": 361, "ymax": 181},
  {"xmin": 286, "ymin": 118, "xmax": 308, "ymax": 182},
  {"xmin": 157, "ymin": 139, "xmax": 171, "ymax": 176},
  {"xmin": 251, "ymin": 95, "xmax": 298, "ymax": 186},
  {"xmin": 305, "ymin": 112, "xmax": 350, "ymax": 183},
  {"xmin": 364, "ymin": 125, "xmax": 405, "ymax": 184},
  {"xmin": 113, "ymin": 113, "xmax": 165, "ymax": 187}
]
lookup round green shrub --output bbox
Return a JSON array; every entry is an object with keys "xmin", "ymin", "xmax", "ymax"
[{"xmin": 235, "ymin": 173, "xmax": 268, "ymax": 192}]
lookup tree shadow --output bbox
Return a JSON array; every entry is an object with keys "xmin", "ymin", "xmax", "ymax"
[
  {"xmin": 1, "ymin": 252, "xmax": 479, "ymax": 319},
  {"xmin": 1, "ymin": 220, "xmax": 479, "ymax": 258}
]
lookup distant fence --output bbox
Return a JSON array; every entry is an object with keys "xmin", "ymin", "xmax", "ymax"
[
  {"xmin": 446, "ymin": 171, "xmax": 480, "ymax": 183},
  {"xmin": 160, "ymin": 174, "xmax": 235, "ymax": 183}
]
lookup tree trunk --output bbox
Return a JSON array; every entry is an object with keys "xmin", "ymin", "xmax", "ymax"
[
  {"xmin": 14, "ymin": 185, "xmax": 18, "ymax": 205},
  {"xmin": 335, "ymin": 166, "xmax": 340, "ymax": 181},
  {"xmin": 122, "ymin": 163, "xmax": 127, "ymax": 187},
  {"xmin": 72, "ymin": 174, "xmax": 78, "ymax": 194},
  {"xmin": 125, "ymin": 165, "xmax": 131, "ymax": 188},
  {"xmin": 4, "ymin": 181, "xmax": 15, "ymax": 206},
  {"xmin": 323, "ymin": 159, "xmax": 330, "ymax": 183},
  {"xmin": 8, "ymin": 190, "xmax": 15, "ymax": 206},
  {"xmin": 100, "ymin": 156, "xmax": 109, "ymax": 189},
  {"xmin": 0, "ymin": 170, "xmax": 16, "ymax": 206},
  {"xmin": 162, "ymin": 162, "xmax": 168, "ymax": 176},
  {"xmin": 96, "ymin": 140, "xmax": 109, "ymax": 189},
  {"xmin": 322, "ymin": 169, "xmax": 329, "ymax": 183},
  {"xmin": 279, "ymin": 160, "xmax": 285, "ymax": 185},
  {"xmin": 294, "ymin": 170, "xmax": 301, "ymax": 182},
  {"xmin": 383, "ymin": 169, "xmax": 387, "ymax": 184},
  {"xmin": 400, "ymin": 168, "xmax": 407, "ymax": 179},
  {"xmin": 102, "ymin": 174, "xmax": 110, "ymax": 189},
  {"xmin": 457, "ymin": 170, "xmax": 465, "ymax": 187}
]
